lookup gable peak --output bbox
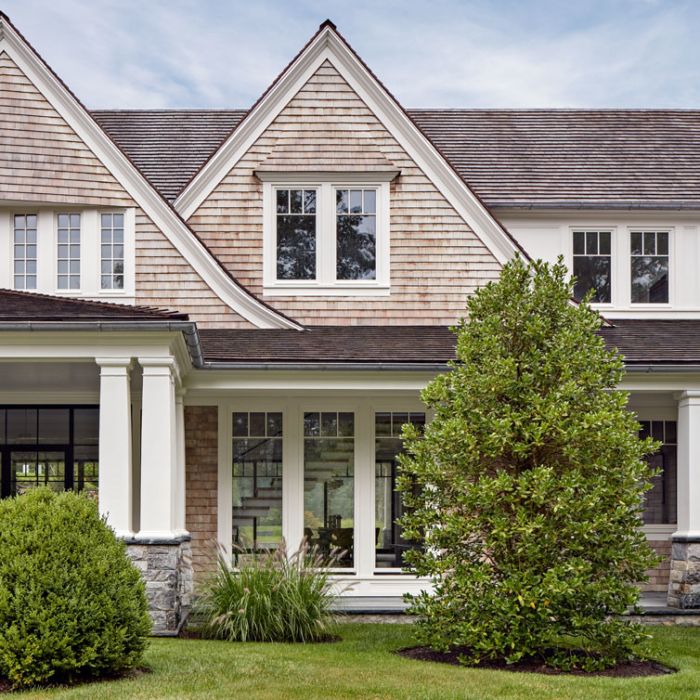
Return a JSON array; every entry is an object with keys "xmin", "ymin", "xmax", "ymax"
[{"xmin": 319, "ymin": 19, "xmax": 337, "ymax": 31}]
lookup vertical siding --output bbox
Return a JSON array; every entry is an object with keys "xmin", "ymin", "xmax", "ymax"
[{"xmin": 187, "ymin": 60, "xmax": 502, "ymax": 325}]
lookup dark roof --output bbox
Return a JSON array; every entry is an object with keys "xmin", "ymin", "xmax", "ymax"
[
  {"xmin": 199, "ymin": 326, "xmax": 456, "ymax": 364},
  {"xmin": 0, "ymin": 289, "xmax": 188, "ymax": 322},
  {"xmin": 90, "ymin": 108, "xmax": 700, "ymax": 209},
  {"xmin": 92, "ymin": 110, "xmax": 246, "ymax": 201},
  {"xmin": 198, "ymin": 321, "xmax": 700, "ymax": 366}
]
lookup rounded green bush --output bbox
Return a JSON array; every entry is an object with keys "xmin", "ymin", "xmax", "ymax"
[{"xmin": 0, "ymin": 489, "xmax": 151, "ymax": 689}]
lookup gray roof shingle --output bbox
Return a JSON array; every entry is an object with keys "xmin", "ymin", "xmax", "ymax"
[
  {"xmin": 198, "ymin": 321, "xmax": 700, "ymax": 366},
  {"xmin": 91, "ymin": 108, "xmax": 700, "ymax": 209},
  {"xmin": 0, "ymin": 289, "xmax": 188, "ymax": 322}
]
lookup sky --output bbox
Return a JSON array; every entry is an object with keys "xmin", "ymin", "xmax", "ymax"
[{"xmin": 1, "ymin": 0, "xmax": 699, "ymax": 110}]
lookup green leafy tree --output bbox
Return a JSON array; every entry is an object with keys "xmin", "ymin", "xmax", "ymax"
[{"xmin": 398, "ymin": 256, "xmax": 659, "ymax": 670}]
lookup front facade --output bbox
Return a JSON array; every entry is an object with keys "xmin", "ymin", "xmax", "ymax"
[{"xmin": 1, "ymin": 13, "xmax": 700, "ymax": 633}]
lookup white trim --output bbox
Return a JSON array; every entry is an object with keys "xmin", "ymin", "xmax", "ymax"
[
  {"xmin": 262, "ymin": 181, "xmax": 390, "ymax": 295},
  {"xmin": 174, "ymin": 26, "xmax": 519, "ymax": 265},
  {"xmin": 0, "ymin": 19, "xmax": 297, "ymax": 329}
]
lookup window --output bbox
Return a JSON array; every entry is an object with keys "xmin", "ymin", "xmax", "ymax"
[
  {"xmin": 375, "ymin": 412, "xmax": 424, "ymax": 568},
  {"xmin": 13, "ymin": 214, "xmax": 37, "ymax": 290},
  {"xmin": 57, "ymin": 213, "xmax": 81, "ymax": 290},
  {"xmin": 264, "ymin": 180, "xmax": 390, "ymax": 293},
  {"xmin": 0, "ymin": 407, "xmax": 99, "ymax": 499},
  {"xmin": 572, "ymin": 230, "xmax": 611, "ymax": 303},
  {"xmin": 640, "ymin": 420, "xmax": 676, "ymax": 525},
  {"xmin": 100, "ymin": 213, "xmax": 125, "ymax": 290},
  {"xmin": 336, "ymin": 189, "xmax": 376, "ymax": 280},
  {"xmin": 276, "ymin": 189, "xmax": 317, "ymax": 280},
  {"xmin": 232, "ymin": 412, "xmax": 283, "ymax": 558},
  {"xmin": 303, "ymin": 412, "xmax": 354, "ymax": 567},
  {"xmin": 631, "ymin": 231, "xmax": 669, "ymax": 303}
]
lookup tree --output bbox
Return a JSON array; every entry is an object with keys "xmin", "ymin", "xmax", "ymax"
[{"xmin": 398, "ymin": 256, "xmax": 659, "ymax": 670}]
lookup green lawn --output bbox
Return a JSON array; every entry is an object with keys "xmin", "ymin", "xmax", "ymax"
[{"xmin": 18, "ymin": 624, "xmax": 700, "ymax": 700}]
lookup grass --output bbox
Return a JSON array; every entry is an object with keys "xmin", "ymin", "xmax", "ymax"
[{"xmin": 15, "ymin": 624, "xmax": 700, "ymax": 700}]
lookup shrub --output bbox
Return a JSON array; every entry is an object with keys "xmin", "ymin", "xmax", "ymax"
[
  {"xmin": 0, "ymin": 489, "xmax": 151, "ymax": 689},
  {"xmin": 398, "ymin": 256, "xmax": 660, "ymax": 671},
  {"xmin": 195, "ymin": 541, "xmax": 337, "ymax": 642}
]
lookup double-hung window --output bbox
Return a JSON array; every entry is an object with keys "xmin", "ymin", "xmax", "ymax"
[
  {"xmin": 263, "ymin": 177, "xmax": 391, "ymax": 294},
  {"xmin": 631, "ymin": 231, "xmax": 669, "ymax": 304},
  {"xmin": 572, "ymin": 230, "xmax": 611, "ymax": 303},
  {"xmin": 56, "ymin": 213, "xmax": 80, "ymax": 290},
  {"xmin": 13, "ymin": 214, "xmax": 37, "ymax": 290}
]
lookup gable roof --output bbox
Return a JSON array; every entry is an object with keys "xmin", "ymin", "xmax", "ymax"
[
  {"xmin": 90, "ymin": 107, "xmax": 700, "ymax": 211},
  {"xmin": 0, "ymin": 13, "xmax": 298, "ymax": 330},
  {"xmin": 169, "ymin": 21, "xmax": 522, "ymax": 265},
  {"xmin": 0, "ymin": 288, "xmax": 187, "ymax": 322}
]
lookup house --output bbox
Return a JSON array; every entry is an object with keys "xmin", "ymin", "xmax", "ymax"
[{"xmin": 0, "ymin": 12, "xmax": 698, "ymax": 634}]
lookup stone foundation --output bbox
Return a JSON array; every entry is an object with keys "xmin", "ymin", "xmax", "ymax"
[
  {"xmin": 668, "ymin": 538, "xmax": 700, "ymax": 609},
  {"xmin": 126, "ymin": 538, "xmax": 193, "ymax": 635}
]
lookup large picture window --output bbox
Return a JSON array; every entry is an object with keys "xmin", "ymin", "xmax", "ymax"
[
  {"xmin": 631, "ymin": 231, "xmax": 669, "ymax": 304},
  {"xmin": 375, "ymin": 412, "xmax": 424, "ymax": 568},
  {"xmin": 232, "ymin": 412, "xmax": 283, "ymax": 558},
  {"xmin": 572, "ymin": 230, "xmax": 611, "ymax": 303},
  {"xmin": 303, "ymin": 412, "xmax": 354, "ymax": 567},
  {"xmin": 0, "ymin": 406, "xmax": 99, "ymax": 499}
]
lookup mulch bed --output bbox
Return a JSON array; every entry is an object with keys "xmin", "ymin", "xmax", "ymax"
[{"xmin": 398, "ymin": 646, "xmax": 675, "ymax": 677}]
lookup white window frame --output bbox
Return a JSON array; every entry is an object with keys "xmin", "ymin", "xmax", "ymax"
[
  {"xmin": 0, "ymin": 208, "xmax": 136, "ymax": 300},
  {"xmin": 261, "ymin": 173, "xmax": 392, "ymax": 296},
  {"xmin": 570, "ymin": 228, "xmax": 614, "ymax": 307}
]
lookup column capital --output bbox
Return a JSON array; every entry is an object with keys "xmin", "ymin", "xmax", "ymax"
[
  {"xmin": 675, "ymin": 390, "xmax": 700, "ymax": 403},
  {"xmin": 96, "ymin": 357, "xmax": 133, "ymax": 373}
]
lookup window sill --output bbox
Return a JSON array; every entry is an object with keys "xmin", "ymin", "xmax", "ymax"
[{"xmin": 263, "ymin": 285, "xmax": 391, "ymax": 298}]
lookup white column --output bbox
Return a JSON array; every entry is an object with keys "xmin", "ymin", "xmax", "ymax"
[
  {"xmin": 138, "ymin": 358, "xmax": 180, "ymax": 540},
  {"xmin": 96, "ymin": 358, "xmax": 134, "ymax": 538},
  {"xmin": 175, "ymin": 389, "xmax": 187, "ymax": 536},
  {"xmin": 675, "ymin": 390, "xmax": 700, "ymax": 537}
]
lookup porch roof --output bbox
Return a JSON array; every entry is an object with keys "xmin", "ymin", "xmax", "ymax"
[
  {"xmin": 0, "ymin": 289, "xmax": 188, "ymax": 322},
  {"xmin": 197, "ymin": 321, "xmax": 700, "ymax": 368}
]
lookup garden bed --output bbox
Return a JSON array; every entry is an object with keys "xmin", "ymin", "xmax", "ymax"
[{"xmin": 398, "ymin": 646, "xmax": 675, "ymax": 677}]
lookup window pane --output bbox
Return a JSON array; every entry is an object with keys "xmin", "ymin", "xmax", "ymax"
[
  {"xmin": 7, "ymin": 408, "xmax": 37, "ymax": 444},
  {"xmin": 38, "ymin": 409, "xmax": 69, "ymax": 443},
  {"xmin": 573, "ymin": 231, "xmax": 585, "ymax": 255},
  {"xmin": 631, "ymin": 256, "xmax": 669, "ymax": 303},
  {"xmin": 364, "ymin": 189, "xmax": 376, "ymax": 214},
  {"xmin": 336, "ymin": 189, "xmax": 348, "ymax": 214},
  {"xmin": 337, "ymin": 214, "xmax": 376, "ymax": 280},
  {"xmin": 643, "ymin": 232, "xmax": 656, "ymax": 255},
  {"xmin": 599, "ymin": 231, "xmax": 611, "ymax": 255},
  {"xmin": 303, "ymin": 190, "xmax": 316, "ymax": 214},
  {"xmin": 631, "ymin": 232, "xmax": 643, "ymax": 255},
  {"xmin": 232, "ymin": 412, "xmax": 283, "ymax": 559},
  {"xmin": 304, "ymin": 412, "xmax": 354, "ymax": 567},
  {"xmin": 349, "ymin": 190, "xmax": 362, "ymax": 213},
  {"xmin": 74, "ymin": 408, "xmax": 99, "ymax": 445},
  {"xmin": 586, "ymin": 231, "xmax": 598, "ymax": 255},
  {"xmin": 276, "ymin": 215, "xmax": 316, "ymax": 280},
  {"xmin": 11, "ymin": 451, "xmax": 65, "ymax": 496},
  {"xmin": 74, "ymin": 446, "xmax": 99, "ymax": 499},
  {"xmin": 375, "ymin": 412, "xmax": 425, "ymax": 568},
  {"xmin": 290, "ymin": 190, "xmax": 303, "ymax": 214},
  {"xmin": 276, "ymin": 189, "xmax": 289, "ymax": 214},
  {"xmin": 657, "ymin": 232, "xmax": 669, "ymax": 255},
  {"xmin": 642, "ymin": 421, "xmax": 677, "ymax": 525},
  {"xmin": 573, "ymin": 256, "xmax": 611, "ymax": 303}
]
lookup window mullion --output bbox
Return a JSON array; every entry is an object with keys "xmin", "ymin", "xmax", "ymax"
[{"xmin": 321, "ymin": 183, "xmax": 334, "ymax": 286}]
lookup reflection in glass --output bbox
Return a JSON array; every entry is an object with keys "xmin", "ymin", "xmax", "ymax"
[
  {"xmin": 572, "ymin": 231, "xmax": 611, "ymax": 303},
  {"xmin": 276, "ymin": 189, "xmax": 317, "ymax": 280},
  {"xmin": 11, "ymin": 451, "xmax": 65, "ymax": 495},
  {"xmin": 304, "ymin": 412, "xmax": 354, "ymax": 567},
  {"xmin": 375, "ymin": 412, "xmax": 425, "ymax": 568},
  {"xmin": 232, "ymin": 412, "xmax": 283, "ymax": 559},
  {"xmin": 640, "ymin": 420, "xmax": 677, "ymax": 525},
  {"xmin": 631, "ymin": 231, "xmax": 669, "ymax": 303},
  {"xmin": 336, "ymin": 189, "xmax": 377, "ymax": 280}
]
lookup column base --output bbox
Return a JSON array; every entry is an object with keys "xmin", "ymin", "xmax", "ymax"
[
  {"xmin": 125, "ymin": 539, "xmax": 193, "ymax": 635},
  {"xmin": 668, "ymin": 537, "xmax": 700, "ymax": 609}
]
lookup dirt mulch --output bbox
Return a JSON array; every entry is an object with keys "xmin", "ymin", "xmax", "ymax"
[{"xmin": 398, "ymin": 646, "xmax": 675, "ymax": 677}]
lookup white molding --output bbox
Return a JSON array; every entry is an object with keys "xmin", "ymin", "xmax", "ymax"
[
  {"xmin": 255, "ymin": 170, "xmax": 400, "ymax": 184},
  {"xmin": 174, "ymin": 27, "xmax": 519, "ymax": 265},
  {"xmin": 0, "ymin": 19, "xmax": 298, "ymax": 330}
]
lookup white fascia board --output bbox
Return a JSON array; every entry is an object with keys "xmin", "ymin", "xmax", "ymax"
[
  {"xmin": 0, "ymin": 21, "xmax": 298, "ymax": 330},
  {"xmin": 175, "ymin": 27, "xmax": 520, "ymax": 265}
]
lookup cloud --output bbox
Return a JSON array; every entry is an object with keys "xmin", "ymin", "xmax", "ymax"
[{"xmin": 2, "ymin": 0, "xmax": 699, "ymax": 108}]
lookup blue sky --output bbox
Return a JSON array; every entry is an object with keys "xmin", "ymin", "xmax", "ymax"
[{"xmin": 2, "ymin": 0, "xmax": 699, "ymax": 109}]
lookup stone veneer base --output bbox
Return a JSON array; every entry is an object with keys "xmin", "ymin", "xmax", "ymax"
[
  {"xmin": 125, "ymin": 537, "xmax": 193, "ymax": 636},
  {"xmin": 668, "ymin": 537, "xmax": 700, "ymax": 609}
]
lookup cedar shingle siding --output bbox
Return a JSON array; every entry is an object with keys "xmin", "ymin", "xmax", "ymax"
[{"xmin": 186, "ymin": 61, "xmax": 501, "ymax": 325}]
